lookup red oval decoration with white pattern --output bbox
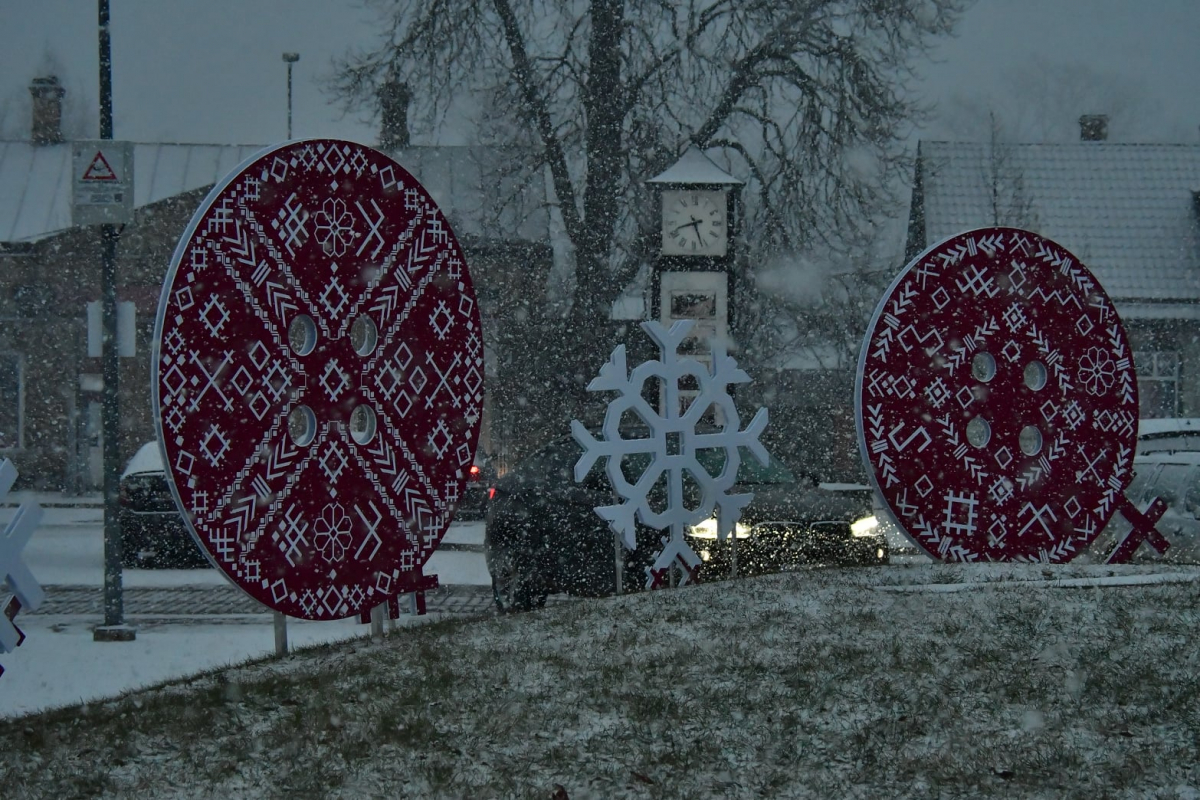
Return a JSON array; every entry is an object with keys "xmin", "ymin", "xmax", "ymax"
[
  {"xmin": 855, "ymin": 228, "xmax": 1137, "ymax": 563},
  {"xmin": 153, "ymin": 139, "xmax": 484, "ymax": 619}
]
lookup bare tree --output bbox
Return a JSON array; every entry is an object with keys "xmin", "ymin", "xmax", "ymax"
[
  {"xmin": 981, "ymin": 111, "xmax": 1036, "ymax": 229},
  {"xmin": 937, "ymin": 56, "xmax": 1164, "ymax": 143},
  {"xmin": 332, "ymin": 0, "xmax": 966, "ymax": 420},
  {"xmin": 734, "ymin": 235, "xmax": 900, "ymax": 371}
]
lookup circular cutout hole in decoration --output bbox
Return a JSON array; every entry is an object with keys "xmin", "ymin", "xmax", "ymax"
[
  {"xmin": 971, "ymin": 352, "xmax": 997, "ymax": 382},
  {"xmin": 966, "ymin": 416, "xmax": 992, "ymax": 448},
  {"xmin": 1019, "ymin": 425, "xmax": 1043, "ymax": 456},
  {"xmin": 350, "ymin": 315, "xmax": 378, "ymax": 356},
  {"xmin": 288, "ymin": 405, "xmax": 317, "ymax": 447},
  {"xmin": 349, "ymin": 404, "xmax": 377, "ymax": 444},
  {"xmin": 1024, "ymin": 360, "xmax": 1048, "ymax": 391},
  {"xmin": 288, "ymin": 314, "xmax": 318, "ymax": 356}
]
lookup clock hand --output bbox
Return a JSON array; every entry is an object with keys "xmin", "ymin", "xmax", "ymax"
[{"xmin": 670, "ymin": 219, "xmax": 703, "ymax": 236}]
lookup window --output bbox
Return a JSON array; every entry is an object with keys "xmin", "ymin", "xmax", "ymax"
[
  {"xmin": 1134, "ymin": 351, "xmax": 1179, "ymax": 418},
  {"xmin": 0, "ymin": 354, "xmax": 22, "ymax": 449}
]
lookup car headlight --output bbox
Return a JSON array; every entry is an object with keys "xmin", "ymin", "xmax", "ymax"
[
  {"xmin": 688, "ymin": 517, "xmax": 751, "ymax": 539},
  {"xmin": 851, "ymin": 515, "xmax": 879, "ymax": 537}
]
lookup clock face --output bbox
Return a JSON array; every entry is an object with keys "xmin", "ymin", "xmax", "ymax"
[{"xmin": 661, "ymin": 189, "xmax": 728, "ymax": 257}]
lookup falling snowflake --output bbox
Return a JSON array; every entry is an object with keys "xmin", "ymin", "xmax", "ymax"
[{"xmin": 572, "ymin": 320, "xmax": 769, "ymax": 589}]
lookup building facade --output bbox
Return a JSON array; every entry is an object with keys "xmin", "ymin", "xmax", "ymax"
[
  {"xmin": 906, "ymin": 128, "xmax": 1200, "ymax": 421},
  {"xmin": 0, "ymin": 77, "xmax": 553, "ymax": 490}
]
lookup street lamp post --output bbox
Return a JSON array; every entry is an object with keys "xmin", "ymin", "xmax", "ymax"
[
  {"xmin": 282, "ymin": 52, "xmax": 299, "ymax": 139},
  {"xmin": 276, "ymin": 51, "xmax": 300, "ymax": 653}
]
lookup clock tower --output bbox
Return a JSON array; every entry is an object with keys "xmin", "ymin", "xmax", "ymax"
[{"xmin": 646, "ymin": 146, "xmax": 743, "ymax": 418}]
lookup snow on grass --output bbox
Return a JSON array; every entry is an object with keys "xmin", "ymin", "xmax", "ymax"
[{"xmin": 3, "ymin": 563, "xmax": 1200, "ymax": 798}]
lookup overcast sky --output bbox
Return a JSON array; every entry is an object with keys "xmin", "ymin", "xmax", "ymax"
[{"xmin": 0, "ymin": 0, "xmax": 1197, "ymax": 146}]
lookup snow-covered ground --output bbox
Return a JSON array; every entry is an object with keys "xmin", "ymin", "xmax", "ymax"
[
  {"xmin": 1, "ymin": 503, "xmax": 489, "ymax": 719},
  {"xmin": 4, "ymin": 562, "xmax": 1200, "ymax": 797}
]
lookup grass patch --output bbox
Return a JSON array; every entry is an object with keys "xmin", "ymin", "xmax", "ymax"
[{"xmin": 1, "ymin": 565, "xmax": 1200, "ymax": 798}]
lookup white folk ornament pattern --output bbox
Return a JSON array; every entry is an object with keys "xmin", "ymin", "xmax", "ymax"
[
  {"xmin": 572, "ymin": 320, "xmax": 769, "ymax": 588},
  {"xmin": 856, "ymin": 227, "xmax": 1145, "ymax": 563},
  {"xmin": 0, "ymin": 459, "xmax": 44, "ymax": 676},
  {"xmin": 153, "ymin": 140, "xmax": 484, "ymax": 620}
]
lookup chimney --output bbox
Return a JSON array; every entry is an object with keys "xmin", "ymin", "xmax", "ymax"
[
  {"xmin": 378, "ymin": 79, "xmax": 411, "ymax": 150},
  {"xmin": 1079, "ymin": 114, "xmax": 1108, "ymax": 142},
  {"xmin": 29, "ymin": 76, "xmax": 65, "ymax": 145}
]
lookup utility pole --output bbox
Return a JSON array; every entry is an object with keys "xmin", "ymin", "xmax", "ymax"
[
  {"xmin": 282, "ymin": 53, "xmax": 299, "ymax": 139},
  {"xmin": 93, "ymin": 0, "xmax": 133, "ymax": 642}
]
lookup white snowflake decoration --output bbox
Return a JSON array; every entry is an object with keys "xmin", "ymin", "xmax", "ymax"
[
  {"xmin": 572, "ymin": 320, "xmax": 769, "ymax": 588},
  {"xmin": 0, "ymin": 459, "xmax": 45, "ymax": 675}
]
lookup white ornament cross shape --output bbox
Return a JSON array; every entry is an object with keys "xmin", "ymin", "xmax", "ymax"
[{"xmin": 0, "ymin": 460, "xmax": 44, "ymax": 667}]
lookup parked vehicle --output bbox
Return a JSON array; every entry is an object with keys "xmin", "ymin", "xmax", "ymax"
[
  {"xmin": 118, "ymin": 441, "xmax": 210, "ymax": 568},
  {"xmin": 1137, "ymin": 418, "xmax": 1200, "ymax": 455},
  {"xmin": 484, "ymin": 434, "xmax": 888, "ymax": 612},
  {"xmin": 454, "ymin": 453, "xmax": 494, "ymax": 521},
  {"xmin": 1093, "ymin": 450, "xmax": 1200, "ymax": 563}
]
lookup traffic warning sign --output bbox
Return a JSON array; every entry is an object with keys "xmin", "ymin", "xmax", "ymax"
[
  {"xmin": 80, "ymin": 150, "xmax": 119, "ymax": 181},
  {"xmin": 72, "ymin": 140, "xmax": 133, "ymax": 225}
]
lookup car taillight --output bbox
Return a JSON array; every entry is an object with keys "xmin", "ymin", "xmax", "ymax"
[
  {"xmin": 488, "ymin": 487, "xmax": 496, "ymax": 500},
  {"xmin": 469, "ymin": 465, "xmax": 481, "ymax": 481}
]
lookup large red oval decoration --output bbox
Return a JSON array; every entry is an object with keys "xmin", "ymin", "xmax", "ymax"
[
  {"xmin": 856, "ymin": 228, "xmax": 1137, "ymax": 563},
  {"xmin": 153, "ymin": 139, "xmax": 484, "ymax": 619}
]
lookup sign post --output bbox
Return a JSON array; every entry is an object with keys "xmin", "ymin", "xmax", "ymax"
[{"xmin": 87, "ymin": 0, "xmax": 136, "ymax": 642}]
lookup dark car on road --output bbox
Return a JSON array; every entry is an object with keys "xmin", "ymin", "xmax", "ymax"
[
  {"xmin": 484, "ymin": 434, "xmax": 888, "ymax": 612},
  {"xmin": 119, "ymin": 441, "xmax": 209, "ymax": 568},
  {"xmin": 453, "ymin": 454, "xmax": 495, "ymax": 521},
  {"xmin": 686, "ymin": 473, "xmax": 890, "ymax": 579}
]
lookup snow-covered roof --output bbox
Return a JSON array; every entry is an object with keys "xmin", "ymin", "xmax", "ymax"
[
  {"xmin": 0, "ymin": 140, "xmax": 264, "ymax": 242},
  {"xmin": 0, "ymin": 140, "xmax": 550, "ymax": 244},
  {"xmin": 916, "ymin": 141, "xmax": 1200, "ymax": 303},
  {"xmin": 647, "ymin": 145, "xmax": 743, "ymax": 186}
]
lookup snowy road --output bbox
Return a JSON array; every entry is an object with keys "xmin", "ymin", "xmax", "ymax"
[
  {"xmin": 0, "ymin": 504, "xmax": 498, "ymax": 719},
  {"xmin": 7, "ymin": 505, "xmax": 492, "ymax": 589}
]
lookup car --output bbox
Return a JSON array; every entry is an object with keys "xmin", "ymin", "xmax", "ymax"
[
  {"xmin": 684, "ymin": 468, "xmax": 889, "ymax": 579},
  {"xmin": 1091, "ymin": 450, "xmax": 1200, "ymax": 563},
  {"xmin": 118, "ymin": 441, "xmax": 210, "ymax": 568},
  {"xmin": 484, "ymin": 434, "xmax": 889, "ymax": 612},
  {"xmin": 1136, "ymin": 417, "xmax": 1200, "ymax": 456},
  {"xmin": 453, "ymin": 453, "xmax": 494, "ymax": 521}
]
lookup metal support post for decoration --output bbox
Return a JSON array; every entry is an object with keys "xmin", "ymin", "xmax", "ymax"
[
  {"xmin": 730, "ymin": 527, "xmax": 738, "ymax": 578},
  {"xmin": 369, "ymin": 604, "xmax": 385, "ymax": 638},
  {"xmin": 572, "ymin": 320, "xmax": 769, "ymax": 589},
  {"xmin": 856, "ymin": 227, "xmax": 1168, "ymax": 564},
  {"xmin": 613, "ymin": 532, "xmax": 623, "ymax": 595},
  {"xmin": 273, "ymin": 611, "xmax": 288, "ymax": 656}
]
